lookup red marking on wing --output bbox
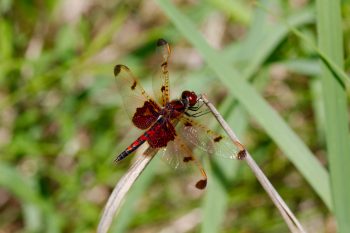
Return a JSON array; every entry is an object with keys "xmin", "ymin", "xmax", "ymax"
[
  {"xmin": 146, "ymin": 118, "xmax": 176, "ymax": 148},
  {"xmin": 114, "ymin": 64, "xmax": 162, "ymax": 129},
  {"xmin": 132, "ymin": 100, "xmax": 161, "ymax": 129}
]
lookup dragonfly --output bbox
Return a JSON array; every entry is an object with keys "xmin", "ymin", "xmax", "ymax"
[{"xmin": 114, "ymin": 38, "xmax": 245, "ymax": 189}]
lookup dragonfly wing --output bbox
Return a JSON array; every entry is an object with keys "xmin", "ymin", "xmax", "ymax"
[
  {"xmin": 114, "ymin": 64, "xmax": 161, "ymax": 129},
  {"xmin": 152, "ymin": 39, "xmax": 171, "ymax": 107},
  {"xmin": 177, "ymin": 116, "xmax": 242, "ymax": 159},
  {"xmin": 160, "ymin": 135, "xmax": 207, "ymax": 189}
]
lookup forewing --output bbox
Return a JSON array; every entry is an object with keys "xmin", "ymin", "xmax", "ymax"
[
  {"xmin": 152, "ymin": 39, "xmax": 171, "ymax": 107},
  {"xmin": 114, "ymin": 64, "xmax": 161, "ymax": 129},
  {"xmin": 177, "ymin": 116, "xmax": 243, "ymax": 159}
]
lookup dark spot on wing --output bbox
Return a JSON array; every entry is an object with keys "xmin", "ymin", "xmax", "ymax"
[
  {"xmin": 161, "ymin": 62, "xmax": 168, "ymax": 67},
  {"xmin": 157, "ymin": 38, "xmax": 168, "ymax": 46},
  {"xmin": 131, "ymin": 81, "xmax": 137, "ymax": 90},
  {"xmin": 214, "ymin": 136, "xmax": 223, "ymax": 142},
  {"xmin": 184, "ymin": 121, "xmax": 192, "ymax": 127},
  {"xmin": 237, "ymin": 149, "xmax": 247, "ymax": 160},
  {"xmin": 114, "ymin": 64, "xmax": 122, "ymax": 76},
  {"xmin": 195, "ymin": 179, "xmax": 207, "ymax": 189},
  {"xmin": 183, "ymin": 156, "xmax": 193, "ymax": 162},
  {"xmin": 161, "ymin": 85, "xmax": 165, "ymax": 92}
]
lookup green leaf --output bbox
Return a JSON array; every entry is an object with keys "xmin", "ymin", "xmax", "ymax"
[
  {"xmin": 316, "ymin": 0, "xmax": 350, "ymax": 232},
  {"xmin": 0, "ymin": 163, "xmax": 62, "ymax": 233}
]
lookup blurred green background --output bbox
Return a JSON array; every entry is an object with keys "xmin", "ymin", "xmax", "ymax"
[{"xmin": 1, "ymin": 0, "xmax": 349, "ymax": 232}]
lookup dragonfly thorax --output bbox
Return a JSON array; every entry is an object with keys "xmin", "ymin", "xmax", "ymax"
[
  {"xmin": 161, "ymin": 100, "xmax": 186, "ymax": 119},
  {"xmin": 159, "ymin": 91, "xmax": 198, "ymax": 119}
]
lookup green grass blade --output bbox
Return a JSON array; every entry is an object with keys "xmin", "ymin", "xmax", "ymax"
[
  {"xmin": 206, "ymin": 0, "xmax": 251, "ymax": 24},
  {"xmin": 156, "ymin": 0, "xmax": 332, "ymax": 209},
  {"xmin": 0, "ymin": 163, "xmax": 62, "ymax": 233},
  {"xmin": 288, "ymin": 24, "xmax": 350, "ymax": 90},
  {"xmin": 316, "ymin": 0, "xmax": 350, "ymax": 232},
  {"xmin": 0, "ymin": 163, "xmax": 44, "ymax": 207},
  {"xmin": 238, "ymin": 8, "xmax": 314, "ymax": 82},
  {"xmin": 255, "ymin": 3, "xmax": 350, "ymax": 90},
  {"xmin": 281, "ymin": 59, "xmax": 320, "ymax": 76},
  {"xmin": 22, "ymin": 203, "xmax": 42, "ymax": 232}
]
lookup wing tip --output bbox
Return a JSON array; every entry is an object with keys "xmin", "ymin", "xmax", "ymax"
[
  {"xmin": 157, "ymin": 38, "xmax": 168, "ymax": 47},
  {"xmin": 195, "ymin": 179, "xmax": 207, "ymax": 189},
  {"xmin": 114, "ymin": 64, "xmax": 129, "ymax": 76}
]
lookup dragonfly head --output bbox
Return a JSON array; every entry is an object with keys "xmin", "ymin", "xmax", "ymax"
[{"xmin": 181, "ymin": 90, "xmax": 197, "ymax": 107}]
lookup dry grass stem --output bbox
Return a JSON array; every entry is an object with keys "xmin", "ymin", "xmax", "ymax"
[
  {"xmin": 200, "ymin": 94, "xmax": 307, "ymax": 233},
  {"xmin": 97, "ymin": 146, "xmax": 157, "ymax": 233}
]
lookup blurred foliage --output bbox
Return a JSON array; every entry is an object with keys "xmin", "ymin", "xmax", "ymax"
[{"xmin": 0, "ymin": 0, "xmax": 348, "ymax": 232}]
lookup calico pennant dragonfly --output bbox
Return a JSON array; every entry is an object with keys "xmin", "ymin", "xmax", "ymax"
[{"xmin": 114, "ymin": 39, "xmax": 244, "ymax": 189}]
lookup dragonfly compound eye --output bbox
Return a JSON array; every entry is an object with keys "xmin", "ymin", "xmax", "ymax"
[{"xmin": 182, "ymin": 90, "xmax": 197, "ymax": 106}]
